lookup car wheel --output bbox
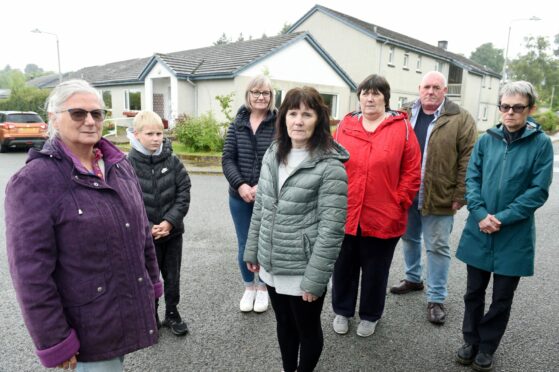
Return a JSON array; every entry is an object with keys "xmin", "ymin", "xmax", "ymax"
[{"xmin": 0, "ymin": 142, "xmax": 6, "ymax": 153}]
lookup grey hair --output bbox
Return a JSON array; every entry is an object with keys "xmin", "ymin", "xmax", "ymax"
[
  {"xmin": 244, "ymin": 75, "xmax": 275, "ymax": 112},
  {"xmin": 421, "ymin": 71, "xmax": 447, "ymax": 88},
  {"xmin": 499, "ymin": 81, "xmax": 538, "ymax": 107},
  {"xmin": 45, "ymin": 79, "xmax": 104, "ymax": 139}
]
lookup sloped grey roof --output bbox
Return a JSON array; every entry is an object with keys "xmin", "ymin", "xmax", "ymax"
[
  {"xmin": 143, "ymin": 32, "xmax": 308, "ymax": 79},
  {"xmin": 27, "ymin": 31, "xmax": 355, "ymax": 89},
  {"xmin": 293, "ymin": 5, "xmax": 501, "ymax": 78}
]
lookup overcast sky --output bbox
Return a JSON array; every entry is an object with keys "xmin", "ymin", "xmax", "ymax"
[{"xmin": 1, "ymin": 0, "xmax": 556, "ymax": 74}]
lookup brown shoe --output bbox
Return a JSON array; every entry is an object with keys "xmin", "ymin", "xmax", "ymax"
[
  {"xmin": 427, "ymin": 302, "xmax": 446, "ymax": 325},
  {"xmin": 390, "ymin": 279, "xmax": 424, "ymax": 294}
]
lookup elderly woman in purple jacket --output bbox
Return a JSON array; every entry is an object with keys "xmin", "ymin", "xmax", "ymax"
[{"xmin": 4, "ymin": 79, "xmax": 163, "ymax": 371}]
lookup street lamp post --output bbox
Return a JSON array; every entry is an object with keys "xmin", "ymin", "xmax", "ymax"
[
  {"xmin": 501, "ymin": 17, "xmax": 541, "ymax": 83},
  {"xmin": 31, "ymin": 28, "xmax": 62, "ymax": 83}
]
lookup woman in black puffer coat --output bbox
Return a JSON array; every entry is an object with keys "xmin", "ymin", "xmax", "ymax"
[{"xmin": 222, "ymin": 75, "xmax": 276, "ymax": 313}]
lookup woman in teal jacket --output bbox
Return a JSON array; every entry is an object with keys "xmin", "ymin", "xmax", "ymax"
[
  {"xmin": 244, "ymin": 87, "xmax": 348, "ymax": 372},
  {"xmin": 455, "ymin": 81, "xmax": 553, "ymax": 372}
]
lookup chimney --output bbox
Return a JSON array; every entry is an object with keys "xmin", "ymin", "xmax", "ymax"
[{"xmin": 438, "ymin": 40, "xmax": 448, "ymax": 50}]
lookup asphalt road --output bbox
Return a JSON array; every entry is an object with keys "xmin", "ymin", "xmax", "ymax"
[{"xmin": 0, "ymin": 145, "xmax": 558, "ymax": 372}]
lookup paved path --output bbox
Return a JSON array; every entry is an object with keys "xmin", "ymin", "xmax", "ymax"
[{"xmin": 0, "ymin": 142, "xmax": 558, "ymax": 371}]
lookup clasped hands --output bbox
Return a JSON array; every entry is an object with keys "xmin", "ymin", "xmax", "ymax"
[{"xmin": 479, "ymin": 214, "xmax": 501, "ymax": 235}]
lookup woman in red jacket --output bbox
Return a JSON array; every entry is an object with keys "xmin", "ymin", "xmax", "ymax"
[{"xmin": 332, "ymin": 74, "xmax": 421, "ymax": 337}]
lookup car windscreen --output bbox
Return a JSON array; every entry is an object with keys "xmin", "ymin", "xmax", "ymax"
[{"xmin": 6, "ymin": 113, "xmax": 44, "ymax": 123}]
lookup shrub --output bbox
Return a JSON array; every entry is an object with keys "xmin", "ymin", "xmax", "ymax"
[
  {"xmin": 532, "ymin": 111, "xmax": 558, "ymax": 133},
  {"xmin": 174, "ymin": 112, "xmax": 224, "ymax": 152}
]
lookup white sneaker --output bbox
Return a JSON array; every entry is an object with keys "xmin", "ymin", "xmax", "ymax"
[
  {"xmin": 253, "ymin": 289, "xmax": 269, "ymax": 313},
  {"xmin": 333, "ymin": 315, "xmax": 349, "ymax": 334},
  {"xmin": 356, "ymin": 320, "xmax": 378, "ymax": 337},
  {"xmin": 239, "ymin": 288, "xmax": 256, "ymax": 312}
]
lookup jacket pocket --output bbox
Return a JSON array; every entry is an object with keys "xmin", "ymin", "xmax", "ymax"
[
  {"xmin": 302, "ymin": 233, "xmax": 312, "ymax": 260},
  {"xmin": 60, "ymin": 275, "xmax": 107, "ymax": 307}
]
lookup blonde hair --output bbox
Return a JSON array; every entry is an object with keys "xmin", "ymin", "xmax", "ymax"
[
  {"xmin": 133, "ymin": 110, "xmax": 164, "ymax": 132},
  {"xmin": 244, "ymin": 75, "xmax": 275, "ymax": 111}
]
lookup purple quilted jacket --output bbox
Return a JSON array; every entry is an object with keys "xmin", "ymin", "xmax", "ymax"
[{"xmin": 5, "ymin": 138, "xmax": 163, "ymax": 367}]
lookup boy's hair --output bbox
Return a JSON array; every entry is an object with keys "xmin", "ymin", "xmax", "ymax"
[{"xmin": 133, "ymin": 110, "xmax": 164, "ymax": 132}]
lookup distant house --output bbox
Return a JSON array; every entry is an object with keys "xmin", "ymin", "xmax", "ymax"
[
  {"xmin": 0, "ymin": 89, "xmax": 10, "ymax": 99},
  {"xmin": 29, "ymin": 32, "xmax": 355, "ymax": 126},
  {"xmin": 289, "ymin": 5, "xmax": 501, "ymax": 129}
]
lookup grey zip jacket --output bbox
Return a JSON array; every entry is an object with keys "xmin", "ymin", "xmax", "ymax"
[{"xmin": 244, "ymin": 141, "xmax": 349, "ymax": 296}]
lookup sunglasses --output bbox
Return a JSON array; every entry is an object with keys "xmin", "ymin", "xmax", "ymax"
[
  {"xmin": 498, "ymin": 104, "xmax": 529, "ymax": 114},
  {"xmin": 250, "ymin": 90, "xmax": 271, "ymax": 98},
  {"xmin": 58, "ymin": 108, "xmax": 107, "ymax": 122}
]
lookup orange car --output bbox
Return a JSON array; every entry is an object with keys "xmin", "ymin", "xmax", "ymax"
[{"xmin": 0, "ymin": 111, "xmax": 48, "ymax": 152}]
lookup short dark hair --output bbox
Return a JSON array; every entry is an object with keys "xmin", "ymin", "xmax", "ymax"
[
  {"xmin": 275, "ymin": 87, "xmax": 334, "ymax": 163},
  {"xmin": 357, "ymin": 74, "xmax": 391, "ymax": 111}
]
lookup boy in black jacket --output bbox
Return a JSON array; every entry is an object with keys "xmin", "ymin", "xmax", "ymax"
[{"xmin": 127, "ymin": 110, "xmax": 191, "ymax": 336}]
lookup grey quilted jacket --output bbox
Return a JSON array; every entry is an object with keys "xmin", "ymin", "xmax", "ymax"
[{"xmin": 244, "ymin": 141, "xmax": 349, "ymax": 296}]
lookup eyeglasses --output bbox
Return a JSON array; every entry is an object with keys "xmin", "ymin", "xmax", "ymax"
[
  {"xmin": 498, "ymin": 104, "xmax": 529, "ymax": 114},
  {"xmin": 250, "ymin": 90, "xmax": 271, "ymax": 98},
  {"xmin": 57, "ymin": 108, "xmax": 107, "ymax": 122}
]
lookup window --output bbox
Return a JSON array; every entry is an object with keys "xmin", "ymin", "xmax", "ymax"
[
  {"xmin": 388, "ymin": 47, "xmax": 395, "ymax": 66},
  {"xmin": 275, "ymin": 90, "xmax": 283, "ymax": 109},
  {"xmin": 398, "ymin": 97, "xmax": 408, "ymax": 109},
  {"xmin": 482, "ymin": 105, "xmax": 488, "ymax": 120},
  {"xmin": 435, "ymin": 61, "xmax": 443, "ymax": 72},
  {"xmin": 416, "ymin": 55, "xmax": 422, "ymax": 72},
  {"xmin": 320, "ymin": 93, "xmax": 338, "ymax": 118},
  {"xmin": 125, "ymin": 90, "xmax": 142, "ymax": 111},
  {"xmin": 101, "ymin": 91, "xmax": 112, "ymax": 109},
  {"xmin": 403, "ymin": 52, "xmax": 409, "ymax": 69}
]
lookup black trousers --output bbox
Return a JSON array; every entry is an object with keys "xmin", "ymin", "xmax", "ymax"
[
  {"xmin": 267, "ymin": 285, "xmax": 326, "ymax": 372},
  {"xmin": 462, "ymin": 265, "xmax": 520, "ymax": 354},
  {"xmin": 332, "ymin": 230, "xmax": 399, "ymax": 321},
  {"xmin": 155, "ymin": 234, "xmax": 183, "ymax": 313}
]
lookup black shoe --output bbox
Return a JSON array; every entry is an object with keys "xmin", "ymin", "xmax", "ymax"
[
  {"xmin": 472, "ymin": 352, "xmax": 494, "ymax": 372},
  {"xmin": 163, "ymin": 311, "xmax": 189, "ymax": 336},
  {"xmin": 455, "ymin": 344, "xmax": 477, "ymax": 365},
  {"xmin": 155, "ymin": 312, "xmax": 162, "ymax": 329},
  {"xmin": 427, "ymin": 302, "xmax": 446, "ymax": 325}
]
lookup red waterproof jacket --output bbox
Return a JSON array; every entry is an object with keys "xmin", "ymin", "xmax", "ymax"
[{"xmin": 335, "ymin": 111, "xmax": 421, "ymax": 239}]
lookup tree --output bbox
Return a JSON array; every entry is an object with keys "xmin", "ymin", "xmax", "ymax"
[
  {"xmin": 469, "ymin": 43, "xmax": 504, "ymax": 73},
  {"xmin": 278, "ymin": 23, "xmax": 292, "ymax": 35},
  {"xmin": 24, "ymin": 64, "xmax": 49, "ymax": 80},
  {"xmin": 236, "ymin": 33, "xmax": 245, "ymax": 42},
  {"xmin": 213, "ymin": 33, "xmax": 231, "ymax": 46},
  {"xmin": 509, "ymin": 36, "xmax": 559, "ymax": 109},
  {"xmin": 0, "ymin": 67, "xmax": 26, "ymax": 89}
]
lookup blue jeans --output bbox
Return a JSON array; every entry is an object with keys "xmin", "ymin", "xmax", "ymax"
[
  {"xmin": 401, "ymin": 200, "xmax": 454, "ymax": 303},
  {"xmin": 229, "ymin": 195, "xmax": 261, "ymax": 286},
  {"xmin": 77, "ymin": 356, "xmax": 124, "ymax": 372}
]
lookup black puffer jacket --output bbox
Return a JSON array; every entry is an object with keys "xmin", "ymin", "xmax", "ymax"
[
  {"xmin": 222, "ymin": 106, "xmax": 276, "ymax": 198},
  {"xmin": 128, "ymin": 139, "xmax": 191, "ymax": 237}
]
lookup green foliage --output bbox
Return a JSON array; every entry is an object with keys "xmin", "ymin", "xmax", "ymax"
[
  {"xmin": 0, "ymin": 85, "xmax": 50, "ymax": 121},
  {"xmin": 215, "ymin": 92, "xmax": 235, "ymax": 125},
  {"xmin": 509, "ymin": 36, "xmax": 559, "ymax": 110},
  {"xmin": 0, "ymin": 66, "xmax": 26, "ymax": 89},
  {"xmin": 174, "ymin": 112, "xmax": 224, "ymax": 152},
  {"xmin": 278, "ymin": 23, "xmax": 292, "ymax": 35},
  {"xmin": 470, "ymin": 43, "xmax": 504, "ymax": 73},
  {"xmin": 214, "ymin": 33, "xmax": 231, "ymax": 46},
  {"xmin": 532, "ymin": 111, "xmax": 558, "ymax": 133}
]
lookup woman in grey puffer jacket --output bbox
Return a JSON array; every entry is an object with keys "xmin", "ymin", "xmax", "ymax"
[{"xmin": 244, "ymin": 87, "xmax": 348, "ymax": 372}]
